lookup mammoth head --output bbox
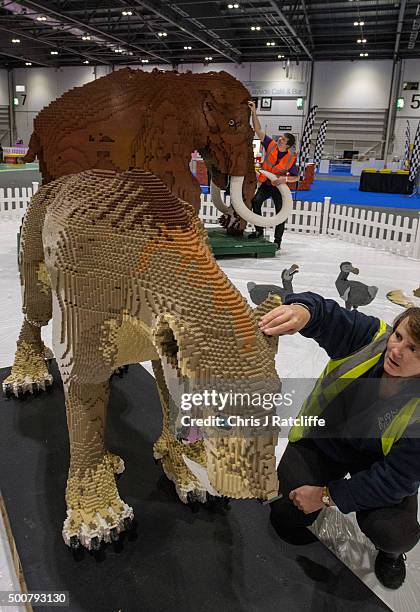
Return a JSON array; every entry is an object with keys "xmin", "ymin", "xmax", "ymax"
[
  {"xmin": 197, "ymin": 76, "xmax": 292, "ymax": 229},
  {"xmin": 150, "ymin": 293, "xmax": 282, "ymax": 502}
]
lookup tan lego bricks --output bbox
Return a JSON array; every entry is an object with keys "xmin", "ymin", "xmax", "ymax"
[{"xmin": 4, "ymin": 169, "xmax": 280, "ymax": 550}]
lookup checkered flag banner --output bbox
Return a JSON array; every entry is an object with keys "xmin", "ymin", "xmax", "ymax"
[
  {"xmin": 313, "ymin": 119, "xmax": 328, "ymax": 170},
  {"xmin": 298, "ymin": 105, "xmax": 318, "ymax": 179},
  {"xmin": 409, "ymin": 121, "xmax": 420, "ymax": 182},
  {"xmin": 403, "ymin": 119, "xmax": 411, "ymax": 169}
]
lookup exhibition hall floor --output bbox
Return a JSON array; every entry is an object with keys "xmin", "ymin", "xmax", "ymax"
[{"xmin": 0, "ymin": 218, "xmax": 419, "ymax": 611}]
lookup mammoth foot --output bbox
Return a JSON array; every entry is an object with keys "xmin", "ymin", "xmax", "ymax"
[
  {"xmin": 153, "ymin": 434, "xmax": 209, "ymax": 505},
  {"xmin": 63, "ymin": 454, "xmax": 133, "ymax": 550},
  {"xmin": 2, "ymin": 340, "xmax": 53, "ymax": 398},
  {"xmin": 111, "ymin": 364, "xmax": 129, "ymax": 378}
]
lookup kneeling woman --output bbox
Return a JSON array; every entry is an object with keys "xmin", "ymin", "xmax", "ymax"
[{"xmin": 260, "ymin": 293, "xmax": 420, "ymax": 590}]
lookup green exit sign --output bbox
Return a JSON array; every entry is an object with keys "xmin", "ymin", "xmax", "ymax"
[{"xmin": 396, "ymin": 97, "xmax": 405, "ymax": 109}]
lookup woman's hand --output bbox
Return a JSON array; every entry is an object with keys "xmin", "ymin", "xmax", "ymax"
[
  {"xmin": 259, "ymin": 304, "xmax": 310, "ymax": 336},
  {"xmin": 289, "ymin": 486, "xmax": 325, "ymax": 514}
]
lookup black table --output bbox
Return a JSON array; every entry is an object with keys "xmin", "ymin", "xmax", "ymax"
[{"xmin": 359, "ymin": 170, "xmax": 413, "ymax": 194}]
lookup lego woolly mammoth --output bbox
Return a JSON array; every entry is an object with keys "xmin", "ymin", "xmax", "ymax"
[
  {"xmin": 3, "ymin": 169, "xmax": 281, "ymax": 549},
  {"xmin": 22, "ymin": 67, "xmax": 282, "ymax": 233}
]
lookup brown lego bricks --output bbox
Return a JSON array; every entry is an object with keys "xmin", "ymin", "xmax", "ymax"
[{"xmin": 24, "ymin": 68, "xmax": 257, "ymax": 217}]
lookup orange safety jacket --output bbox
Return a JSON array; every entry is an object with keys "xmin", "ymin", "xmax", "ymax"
[{"xmin": 258, "ymin": 139, "xmax": 297, "ymax": 183}]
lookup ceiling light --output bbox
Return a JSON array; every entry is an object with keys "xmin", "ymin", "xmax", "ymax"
[
  {"xmin": 251, "ymin": 26, "xmax": 261, "ymax": 31},
  {"xmin": 278, "ymin": 54, "xmax": 284, "ymax": 59},
  {"xmin": 184, "ymin": 45, "xmax": 192, "ymax": 50},
  {"xmin": 360, "ymin": 21, "xmax": 365, "ymax": 26},
  {"xmin": 266, "ymin": 41, "xmax": 275, "ymax": 46},
  {"xmin": 362, "ymin": 38, "xmax": 366, "ymax": 43},
  {"xmin": 50, "ymin": 50, "xmax": 58, "ymax": 55},
  {"xmin": 25, "ymin": 62, "xmax": 32, "ymax": 66},
  {"xmin": 82, "ymin": 35, "xmax": 91, "ymax": 41},
  {"xmin": 205, "ymin": 56, "xmax": 213, "ymax": 61},
  {"xmin": 114, "ymin": 48, "xmax": 123, "ymax": 53},
  {"xmin": 36, "ymin": 16, "xmax": 47, "ymax": 21},
  {"xmin": 354, "ymin": 21, "xmax": 359, "ymax": 26},
  {"xmin": 12, "ymin": 38, "xmax": 21, "ymax": 43},
  {"xmin": 227, "ymin": 3, "xmax": 239, "ymax": 8},
  {"xmin": 158, "ymin": 32, "xmax": 167, "ymax": 37},
  {"xmin": 83, "ymin": 60, "xmax": 89, "ymax": 64},
  {"xmin": 141, "ymin": 59, "xmax": 149, "ymax": 63},
  {"xmin": 122, "ymin": 10, "xmax": 133, "ymax": 16}
]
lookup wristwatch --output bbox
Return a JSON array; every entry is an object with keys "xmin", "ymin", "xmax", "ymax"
[{"xmin": 322, "ymin": 485, "xmax": 332, "ymax": 507}]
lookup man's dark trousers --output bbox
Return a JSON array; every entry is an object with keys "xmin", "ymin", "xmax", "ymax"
[
  {"xmin": 251, "ymin": 181, "xmax": 287, "ymax": 245},
  {"xmin": 270, "ymin": 438, "xmax": 420, "ymax": 556}
]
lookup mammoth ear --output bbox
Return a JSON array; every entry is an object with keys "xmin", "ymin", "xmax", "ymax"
[
  {"xmin": 252, "ymin": 294, "xmax": 283, "ymax": 353},
  {"xmin": 203, "ymin": 96, "xmax": 219, "ymax": 131}
]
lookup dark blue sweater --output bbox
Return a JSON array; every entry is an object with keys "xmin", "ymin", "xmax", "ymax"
[{"xmin": 284, "ymin": 291, "xmax": 420, "ymax": 514}]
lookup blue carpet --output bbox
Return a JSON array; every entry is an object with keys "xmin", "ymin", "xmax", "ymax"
[{"xmin": 293, "ymin": 179, "xmax": 420, "ymax": 209}]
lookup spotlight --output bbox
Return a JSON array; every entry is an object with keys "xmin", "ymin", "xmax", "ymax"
[
  {"xmin": 362, "ymin": 38, "xmax": 366, "ymax": 43},
  {"xmin": 50, "ymin": 50, "xmax": 58, "ymax": 55},
  {"xmin": 183, "ymin": 45, "xmax": 192, "ymax": 50},
  {"xmin": 25, "ymin": 62, "xmax": 32, "ymax": 66},
  {"xmin": 354, "ymin": 21, "xmax": 359, "ymax": 26},
  {"xmin": 83, "ymin": 60, "xmax": 89, "ymax": 64},
  {"xmin": 158, "ymin": 32, "xmax": 167, "ymax": 37},
  {"xmin": 141, "ymin": 59, "xmax": 149, "ymax": 63},
  {"xmin": 278, "ymin": 54, "xmax": 284, "ymax": 59},
  {"xmin": 360, "ymin": 21, "xmax": 365, "ymax": 26},
  {"xmin": 357, "ymin": 39, "xmax": 361, "ymax": 43},
  {"xmin": 266, "ymin": 41, "xmax": 275, "ymax": 46},
  {"xmin": 122, "ymin": 10, "xmax": 133, "ymax": 16},
  {"xmin": 36, "ymin": 16, "xmax": 47, "ymax": 21},
  {"xmin": 82, "ymin": 35, "xmax": 91, "ymax": 41},
  {"xmin": 114, "ymin": 48, "xmax": 123, "ymax": 53},
  {"xmin": 205, "ymin": 56, "xmax": 213, "ymax": 61},
  {"xmin": 227, "ymin": 3, "xmax": 239, "ymax": 8},
  {"xmin": 251, "ymin": 25, "xmax": 261, "ymax": 31},
  {"xmin": 12, "ymin": 38, "xmax": 21, "ymax": 43}
]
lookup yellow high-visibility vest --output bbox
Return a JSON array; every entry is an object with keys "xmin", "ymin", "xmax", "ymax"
[{"xmin": 289, "ymin": 320, "xmax": 419, "ymax": 455}]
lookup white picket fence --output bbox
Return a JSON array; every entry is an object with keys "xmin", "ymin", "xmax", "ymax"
[
  {"xmin": 0, "ymin": 182, "xmax": 419, "ymax": 260},
  {"xmin": 200, "ymin": 192, "xmax": 420, "ymax": 260},
  {"xmin": 0, "ymin": 181, "xmax": 39, "ymax": 219}
]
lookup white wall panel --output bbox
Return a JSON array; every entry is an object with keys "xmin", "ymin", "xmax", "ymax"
[
  {"xmin": 391, "ymin": 60, "xmax": 420, "ymax": 156},
  {"xmin": 312, "ymin": 60, "xmax": 392, "ymax": 109}
]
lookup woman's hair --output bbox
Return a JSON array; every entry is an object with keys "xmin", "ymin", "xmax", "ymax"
[
  {"xmin": 284, "ymin": 133, "xmax": 296, "ymax": 149},
  {"xmin": 392, "ymin": 307, "xmax": 420, "ymax": 344}
]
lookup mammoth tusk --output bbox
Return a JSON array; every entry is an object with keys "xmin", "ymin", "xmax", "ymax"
[
  {"xmin": 210, "ymin": 180, "xmax": 230, "ymax": 214},
  {"xmin": 230, "ymin": 175, "xmax": 293, "ymax": 228}
]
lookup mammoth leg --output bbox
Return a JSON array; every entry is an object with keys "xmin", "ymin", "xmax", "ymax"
[
  {"xmin": 62, "ymin": 378, "xmax": 133, "ymax": 550},
  {"xmin": 152, "ymin": 359, "xmax": 207, "ymax": 504},
  {"xmin": 2, "ymin": 190, "xmax": 53, "ymax": 398}
]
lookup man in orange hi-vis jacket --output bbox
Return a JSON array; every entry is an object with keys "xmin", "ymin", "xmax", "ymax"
[{"xmin": 248, "ymin": 100, "xmax": 299, "ymax": 250}]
